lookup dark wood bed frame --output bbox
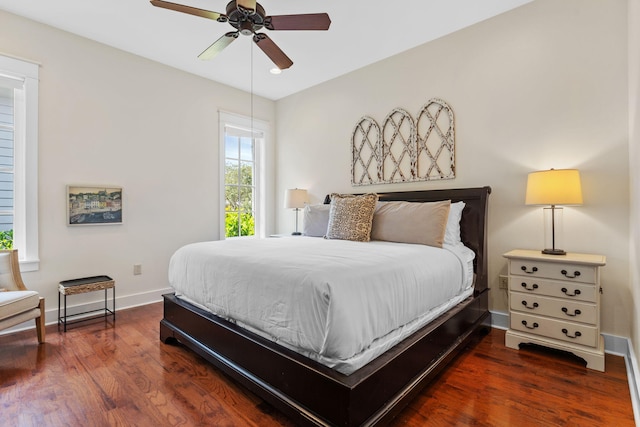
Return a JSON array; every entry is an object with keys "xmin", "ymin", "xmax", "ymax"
[{"xmin": 160, "ymin": 186, "xmax": 492, "ymax": 426}]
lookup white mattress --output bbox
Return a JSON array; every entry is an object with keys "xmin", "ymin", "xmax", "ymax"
[{"xmin": 169, "ymin": 237, "xmax": 475, "ymax": 375}]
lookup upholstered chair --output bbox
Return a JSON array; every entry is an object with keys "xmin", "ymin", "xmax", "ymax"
[{"xmin": 0, "ymin": 249, "xmax": 45, "ymax": 343}]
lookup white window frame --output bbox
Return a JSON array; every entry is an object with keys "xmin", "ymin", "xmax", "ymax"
[
  {"xmin": 218, "ymin": 111, "xmax": 267, "ymax": 239},
  {"xmin": 0, "ymin": 55, "xmax": 39, "ymax": 271}
]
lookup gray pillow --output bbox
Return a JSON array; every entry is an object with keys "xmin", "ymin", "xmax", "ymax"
[{"xmin": 302, "ymin": 204, "xmax": 331, "ymax": 237}]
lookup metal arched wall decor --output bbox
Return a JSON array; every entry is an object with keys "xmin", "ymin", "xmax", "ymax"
[
  {"xmin": 351, "ymin": 98, "xmax": 455, "ymax": 186},
  {"xmin": 381, "ymin": 108, "xmax": 415, "ymax": 184},
  {"xmin": 351, "ymin": 116, "xmax": 381, "ymax": 186}
]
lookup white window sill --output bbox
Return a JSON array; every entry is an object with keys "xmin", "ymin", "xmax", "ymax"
[{"xmin": 20, "ymin": 258, "xmax": 40, "ymax": 272}]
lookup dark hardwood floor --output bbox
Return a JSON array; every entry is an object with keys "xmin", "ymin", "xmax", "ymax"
[{"xmin": 0, "ymin": 303, "xmax": 634, "ymax": 426}]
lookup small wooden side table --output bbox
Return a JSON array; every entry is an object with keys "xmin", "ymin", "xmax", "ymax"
[{"xmin": 58, "ymin": 275, "xmax": 115, "ymax": 332}]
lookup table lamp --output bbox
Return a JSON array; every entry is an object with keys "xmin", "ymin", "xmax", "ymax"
[
  {"xmin": 525, "ymin": 168, "xmax": 583, "ymax": 255},
  {"xmin": 284, "ymin": 188, "xmax": 307, "ymax": 235}
]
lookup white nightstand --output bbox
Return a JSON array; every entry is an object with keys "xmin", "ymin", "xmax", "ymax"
[{"xmin": 503, "ymin": 249, "xmax": 606, "ymax": 371}]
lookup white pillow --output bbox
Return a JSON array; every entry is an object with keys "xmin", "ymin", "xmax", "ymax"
[
  {"xmin": 444, "ymin": 201, "xmax": 465, "ymax": 245},
  {"xmin": 302, "ymin": 204, "xmax": 331, "ymax": 237}
]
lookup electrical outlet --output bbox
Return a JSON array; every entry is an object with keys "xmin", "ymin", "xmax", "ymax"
[
  {"xmin": 133, "ymin": 264, "xmax": 142, "ymax": 275},
  {"xmin": 498, "ymin": 275, "xmax": 509, "ymax": 289}
]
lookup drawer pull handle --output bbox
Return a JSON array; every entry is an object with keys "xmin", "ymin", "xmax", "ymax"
[
  {"xmin": 522, "ymin": 320, "xmax": 539, "ymax": 330},
  {"xmin": 521, "ymin": 282, "xmax": 539, "ymax": 291},
  {"xmin": 521, "ymin": 301, "xmax": 539, "ymax": 310},
  {"xmin": 561, "ymin": 269, "xmax": 581, "ymax": 279},
  {"xmin": 561, "ymin": 328, "xmax": 582, "ymax": 339},
  {"xmin": 561, "ymin": 307, "xmax": 582, "ymax": 317},
  {"xmin": 521, "ymin": 266, "xmax": 538, "ymax": 274},
  {"xmin": 561, "ymin": 287, "xmax": 581, "ymax": 297}
]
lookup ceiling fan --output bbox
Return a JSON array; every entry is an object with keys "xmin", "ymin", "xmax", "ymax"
[{"xmin": 150, "ymin": 0, "xmax": 331, "ymax": 70}]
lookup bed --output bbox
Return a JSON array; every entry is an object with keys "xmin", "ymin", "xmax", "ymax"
[{"xmin": 160, "ymin": 186, "xmax": 491, "ymax": 426}]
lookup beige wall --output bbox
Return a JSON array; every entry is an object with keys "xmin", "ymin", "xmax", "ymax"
[
  {"xmin": 276, "ymin": 0, "xmax": 631, "ymax": 338},
  {"xmin": 0, "ymin": 10, "xmax": 276, "ymax": 315}
]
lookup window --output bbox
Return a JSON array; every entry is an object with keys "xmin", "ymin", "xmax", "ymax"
[
  {"xmin": 0, "ymin": 55, "xmax": 39, "ymax": 271},
  {"xmin": 219, "ymin": 111, "xmax": 267, "ymax": 239},
  {"xmin": 0, "ymin": 87, "xmax": 15, "ymax": 236}
]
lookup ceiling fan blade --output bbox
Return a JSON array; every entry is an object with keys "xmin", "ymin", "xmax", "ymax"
[
  {"xmin": 198, "ymin": 32, "xmax": 239, "ymax": 60},
  {"xmin": 236, "ymin": 0, "xmax": 257, "ymax": 13},
  {"xmin": 150, "ymin": 0, "xmax": 226, "ymax": 22},
  {"xmin": 253, "ymin": 33, "xmax": 293, "ymax": 70},
  {"xmin": 265, "ymin": 13, "xmax": 331, "ymax": 31}
]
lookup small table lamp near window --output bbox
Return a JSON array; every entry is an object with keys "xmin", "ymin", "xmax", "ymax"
[
  {"xmin": 525, "ymin": 168, "xmax": 583, "ymax": 255},
  {"xmin": 284, "ymin": 188, "xmax": 307, "ymax": 235}
]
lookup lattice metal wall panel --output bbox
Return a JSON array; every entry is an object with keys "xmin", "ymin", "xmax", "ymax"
[
  {"xmin": 416, "ymin": 99, "xmax": 455, "ymax": 181},
  {"xmin": 352, "ymin": 116, "xmax": 381, "ymax": 186},
  {"xmin": 382, "ymin": 108, "xmax": 415, "ymax": 183},
  {"xmin": 351, "ymin": 98, "xmax": 455, "ymax": 186}
]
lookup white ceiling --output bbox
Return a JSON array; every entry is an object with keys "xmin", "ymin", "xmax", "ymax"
[{"xmin": 0, "ymin": 0, "xmax": 531, "ymax": 100}]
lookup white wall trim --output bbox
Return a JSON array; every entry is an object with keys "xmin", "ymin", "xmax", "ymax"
[
  {"xmin": 489, "ymin": 309, "xmax": 509, "ymax": 330},
  {"xmin": 51, "ymin": 286, "xmax": 173, "ymax": 325},
  {"xmin": 626, "ymin": 337, "xmax": 640, "ymax": 426},
  {"xmin": 0, "ymin": 54, "xmax": 39, "ymax": 271},
  {"xmin": 0, "ymin": 287, "xmax": 172, "ymax": 335}
]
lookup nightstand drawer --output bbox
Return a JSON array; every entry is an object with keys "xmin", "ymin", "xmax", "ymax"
[
  {"xmin": 509, "ymin": 259, "xmax": 596, "ymax": 284},
  {"xmin": 510, "ymin": 292, "xmax": 597, "ymax": 324},
  {"xmin": 510, "ymin": 312, "xmax": 598, "ymax": 347},
  {"xmin": 509, "ymin": 277, "xmax": 597, "ymax": 303}
]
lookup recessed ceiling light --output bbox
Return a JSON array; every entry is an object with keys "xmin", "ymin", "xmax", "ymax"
[{"xmin": 270, "ymin": 67, "xmax": 282, "ymax": 75}]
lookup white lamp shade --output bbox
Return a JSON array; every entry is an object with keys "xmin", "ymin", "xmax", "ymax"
[
  {"xmin": 525, "ymin": 169, "xmax": 583, "ymax": 206},
  {"xmin": 284, "ymin": 188, "xmax": 308, "ymax": 209}
]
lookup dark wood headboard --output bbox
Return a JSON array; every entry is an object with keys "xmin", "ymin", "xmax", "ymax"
[{"xmin": 324, "ymin": 187, "xmax": 492, "ymax": 294}]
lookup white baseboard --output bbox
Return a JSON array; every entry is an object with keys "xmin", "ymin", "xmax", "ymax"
[
  {"xmin": 491, "ymin": 309, "xmax": 640, "ymax": 425},
  {"xmin": 489, "ymin": 309, "xmax": 509, "ymax": 330},
  {"xmin": 0, "ymin": 287, "xmax": 173, "ymax": 335},
  {"xmin": 52, "ymin": 286, "xmax": 174, "ymax": 324},
  {"xmin": 626, "ymin": 338, "xmax": 640, "ymax": 426}
]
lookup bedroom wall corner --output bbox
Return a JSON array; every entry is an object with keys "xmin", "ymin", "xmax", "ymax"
[{"xmin": 628, "ymin": 0, "xmax": 640, "ymax": 422}]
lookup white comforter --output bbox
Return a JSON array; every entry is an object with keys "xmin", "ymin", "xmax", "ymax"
[{"xmin": 169, "ymin": 237, "xmax": 474, "ymax": 374}]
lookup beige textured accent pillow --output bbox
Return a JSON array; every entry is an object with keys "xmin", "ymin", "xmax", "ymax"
[
  {"xmin": 325, "ymin": 193, "xmax": 379, "ymax": 242},
  {"xmin": 370, "ymin": 200, "xmax": 451, "ymax": 247}
]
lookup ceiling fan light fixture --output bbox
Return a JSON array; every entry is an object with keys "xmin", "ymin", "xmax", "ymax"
[
  {"xmin": 270, "ymin": 67, "xmax": 282, "ymax": 75},
  {"xmin": 239, "ymin": 21, "xmax": 254, "ymax": 36}
]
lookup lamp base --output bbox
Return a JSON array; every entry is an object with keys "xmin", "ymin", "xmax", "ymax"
[
  {"xmin": 291, "ymin": 231, "xmax": 302, "ymax": 236},
  {"xmin": 541, "ymin": 248, "xmax": 566, "ymax": 256}
]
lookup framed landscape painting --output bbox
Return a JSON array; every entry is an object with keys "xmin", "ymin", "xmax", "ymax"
[{"xmin": 67, "ymin": 185, "xmax": 122, "ymax": 226}]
